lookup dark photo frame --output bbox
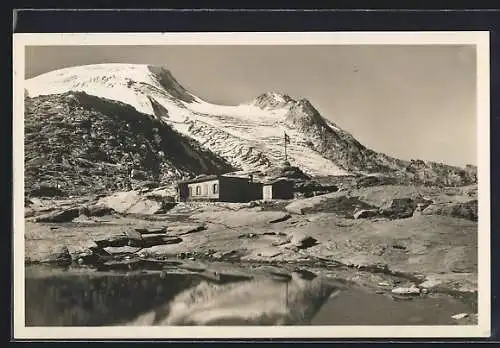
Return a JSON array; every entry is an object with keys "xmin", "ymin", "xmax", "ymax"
[{"xmin": 10, "ymin": 7, "xmax": 499, "ymax": 345}]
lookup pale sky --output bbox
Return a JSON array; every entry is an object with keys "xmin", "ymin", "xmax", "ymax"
[{"xmin": 25, "ymin": 45, "xmax": 477, "ymax": 167}]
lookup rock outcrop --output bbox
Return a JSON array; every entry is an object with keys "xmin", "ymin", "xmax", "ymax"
[{"xmin": 422, "ymin": 199, "xmax": 478, "ymax": 222}]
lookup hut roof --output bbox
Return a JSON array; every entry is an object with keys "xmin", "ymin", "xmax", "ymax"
[
  {"xmin": 178, "ymin": 173, "xmax": 258, "ymax": 185},
  {"xmin": 178, "ymin": 174, "xmax": 219, "ymax": 185}
]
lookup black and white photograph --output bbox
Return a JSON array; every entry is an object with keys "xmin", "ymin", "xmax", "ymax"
[{"xmin": 12, "ymin": 32, "xmax": 490, "ymax": 339}]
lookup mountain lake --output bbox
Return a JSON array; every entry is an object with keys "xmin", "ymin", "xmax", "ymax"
[{"xmin": 24, "ymin": 263, "xmax": 476, "ymax": 327}]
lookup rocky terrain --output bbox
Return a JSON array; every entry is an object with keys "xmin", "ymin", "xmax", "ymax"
[
  {"xmin": 24, "ymin": 182, "xmax": 479, "ymax": 324},
  {"xmin": 25, "ymin": 92, "xmax": 234, "ymax": 197}
]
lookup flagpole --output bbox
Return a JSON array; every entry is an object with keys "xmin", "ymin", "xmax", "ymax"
[{"xmin": 284, "ymin": 132, "xmax": 287, "ymax": 162}]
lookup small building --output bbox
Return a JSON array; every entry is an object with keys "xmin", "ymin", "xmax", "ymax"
[
  {"xmin": 262, "ymin": 178, "xmax": 294, "ymax": 201},
  {"xmin": 177, "ymin": 174, "xmax": 263, "ymax": 203}
]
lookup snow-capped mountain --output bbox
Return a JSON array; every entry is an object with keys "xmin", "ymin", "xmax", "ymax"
[
  {"xmin": 25, "ymin": 63, "xmax": 477, "ymax": 185},
  {"xmin": 25, "ymin": 64, "xmax": 350, "ymax": 176}
]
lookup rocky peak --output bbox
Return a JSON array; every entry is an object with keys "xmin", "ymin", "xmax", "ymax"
[
  {"xmin": 296, "ymin": 98, "xmax": 317, "ymax": 114},
  {"xmin": 284, "ymin": 98, "xmax": 329, "ymax": 131},
  {"xmin": 147, "ymin": 65, "xmax": 195, "ymax": 103},
  {"xmin": 252, "ymin": 92, "xmax": 295, "ymax": 110}
]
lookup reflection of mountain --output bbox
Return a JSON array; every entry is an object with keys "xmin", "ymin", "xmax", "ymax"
[
  {"xmin": 144, "ymin": 273, "xmax": 340, "ymax": 326},
  {"xmin": 25, "ymin": 63, "xmax": 477, "ymax": 186},
  {"xmin": 25, "ymin": 268, "xmax": 203, "ymax": 326},
  {"xmin": 25, "ymin": 266, "xmax": 342, "ymax": 327}
]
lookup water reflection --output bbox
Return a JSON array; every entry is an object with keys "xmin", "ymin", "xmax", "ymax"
[
  {"xmin": 25, "ymin": 265, "xmax": 340, "ymax": 326},
  {"xmin": 26, "ymin": 266, "xmax": 203, "ymax": 326},
  {"xmin": 130, "ymin": 271, "xmax": 338, "ymax": 326}
]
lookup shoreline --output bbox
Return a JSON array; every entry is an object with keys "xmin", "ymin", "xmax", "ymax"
[
  {"xmin": 24, "ymin": 256, "xmax": 478, "ymax": 326},
  {"xmin": 24, "ymin": 242, "xmax": 478, "ymax": 307}
]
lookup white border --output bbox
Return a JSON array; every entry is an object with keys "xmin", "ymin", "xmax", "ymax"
[{"xmin": 12, "ymin": 31, "xmax": 491, "ymax": 339}]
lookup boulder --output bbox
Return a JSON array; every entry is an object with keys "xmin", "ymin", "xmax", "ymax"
[
  {"xmin": 157, "ymin": 201, "xmax": 177, "ymax": 214},
  {"xmin": 94, "ymin": 233, "xmax": 129, "ymax": 248},
  {"xmin": 125, "ymin": 229, "xmax": 143, "ymax": 246},
  {"xmin": 290, "ymin": 232, "xmax": 318, "ymax": 249},
  {"xmin": 285, "ymin": 201, "xmax": 311, "ymax": 215},
  {"xmin": 135, "ymin": 226, "xmax": 167, "ymax": 235},
  {"xmin": 218, "ymin": 250, "xmax": 243, "ymax": 261},
  {"xmin": 66, "ymin": 239, "xmax": 100, "ymax": 257},
  {"xmin": 80, "ymin": 204, "xmax": 116, "ymax": 217},
  {"xmin": 391, "ymin": 286, "xmax": 421, "ymax": 296},
  {"xmin": 75, "ymin": 247, "xmax": 113, "ymax": 265},
  {"xmin": 25, "ymin": 208, "xmax": 36, "ymax": 218},
  {"xmin": 35, "ymin": 245, "xmax": 72, "ymax": 265},
  {"xmin": 97, "ymin": 258, "xmax": 142, "ymax": 271},
  {"xmin": 269, "ymin": 213, "xmax": 291, "ymax": 224},
  {"xmin": 28, "ymin": 184, "xmax": 66, "ymax": 198},
  {"xmin": 238, "ymin": 233, "xmax": 259, "ymax": 239},
  {"xmin": 75, "ymin": 252, "xmax": 98, "ymax": 265},
  {"xmin": 255, "ymin": 248, "xmax": 282, "ymax": 258},
  {"xmin": 285, "ymin": 192, "xmax": 344, "ymax": 215},
  {"xmin": 211, "ymin": 252, "xmax": 223, "ymax": 260},
  {"xmin": 142, "ymin": 235, "xmax": 182, "ymax": 248},
  {"xmin": 103, "ymin": 246, "xmax": 143, "ymax": 255},
  {"xmin": 33, "ymin": 207, "xmax": 80, "ymax": 223},
  {"xmin": 412, "ymin": 203, "xmax": 425, "ymax": 217},
  {"xmin": 413, "ymin": 194, "xmax": 433, "ymax": 208},
  {"xmin": 167, "ymin": 224, "xmax": 206, "ymax": 236},
  {"xmin": 422, "ymin": 199, "xmax": 478, "ymax": 221},
  {"xmin": 451, "ymin": 313, "xmax": 469, "ymax": 320},
  {"xmin": 271, "ymin": 237, "xmax": 291, "ymax": 246},
  {"xmin": 88, "ymin": 246, "xmax": 113, "ymax": 258},
  {"xmin": 353, "ymin": 209, "xmax": 379, "ymax": 219},
  {"xmin": 379, "ymin": 198, "xmax": 416, "ymax": 219},
  {"xmin": 237, "ymin": 201, "xmax": 260, "ymax": 209},
  {"xmin": 130, "ymin": 169, "xmax": 148, "ymax": 181}
]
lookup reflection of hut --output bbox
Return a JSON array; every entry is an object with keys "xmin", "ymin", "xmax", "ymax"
[
  {"xmin": 177, "ymin": 174, "xmax": 262, "ymax": 203},
  {"xmin": 262, "ymin": 178, "xmax": 294, "ymax": 201}
]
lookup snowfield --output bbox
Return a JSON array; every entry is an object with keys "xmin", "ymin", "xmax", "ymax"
[{"xmin": 26, "ymin": 63, "xmax": 349, "ymax": 176}]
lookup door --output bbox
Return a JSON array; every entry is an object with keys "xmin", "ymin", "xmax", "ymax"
[{"xmin": 263, "ymin": 185, "xmax": 272, "ymax": 201}]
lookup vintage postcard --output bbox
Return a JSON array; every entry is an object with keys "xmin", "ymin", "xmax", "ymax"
[{"xmin": 12, "ymin": 31, "xmax": 491, "ymax": 339}]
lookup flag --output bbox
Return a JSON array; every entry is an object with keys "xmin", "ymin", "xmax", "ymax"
[{"xmin": 284, "ymin": 132, "xmax": 291, "ymax": 144}]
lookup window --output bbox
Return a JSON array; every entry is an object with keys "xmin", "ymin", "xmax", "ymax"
[
  {"xmin": 188, "ymin": 187, "xmax": 193, "ymax": 196},
  {"xmin": 195, "ymin": 185, "xmax": 201, "ymax": 195},
  {"xmin": 213, "ymin": 183, "xmax": 219, "ymax": 194}
]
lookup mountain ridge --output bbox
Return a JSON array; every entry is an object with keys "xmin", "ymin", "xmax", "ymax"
[{"xmin": 25, "ymin": 63, "xmax": 477, "ymax": 187}]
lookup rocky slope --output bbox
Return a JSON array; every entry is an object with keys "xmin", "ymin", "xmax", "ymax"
[
  {"xmin": 25, "ymin": 63, "xmax": 477, "ymax": 187},
  {"xmin": 24, "ymin": 92, "xmax": 234, "ymax": 197}
]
